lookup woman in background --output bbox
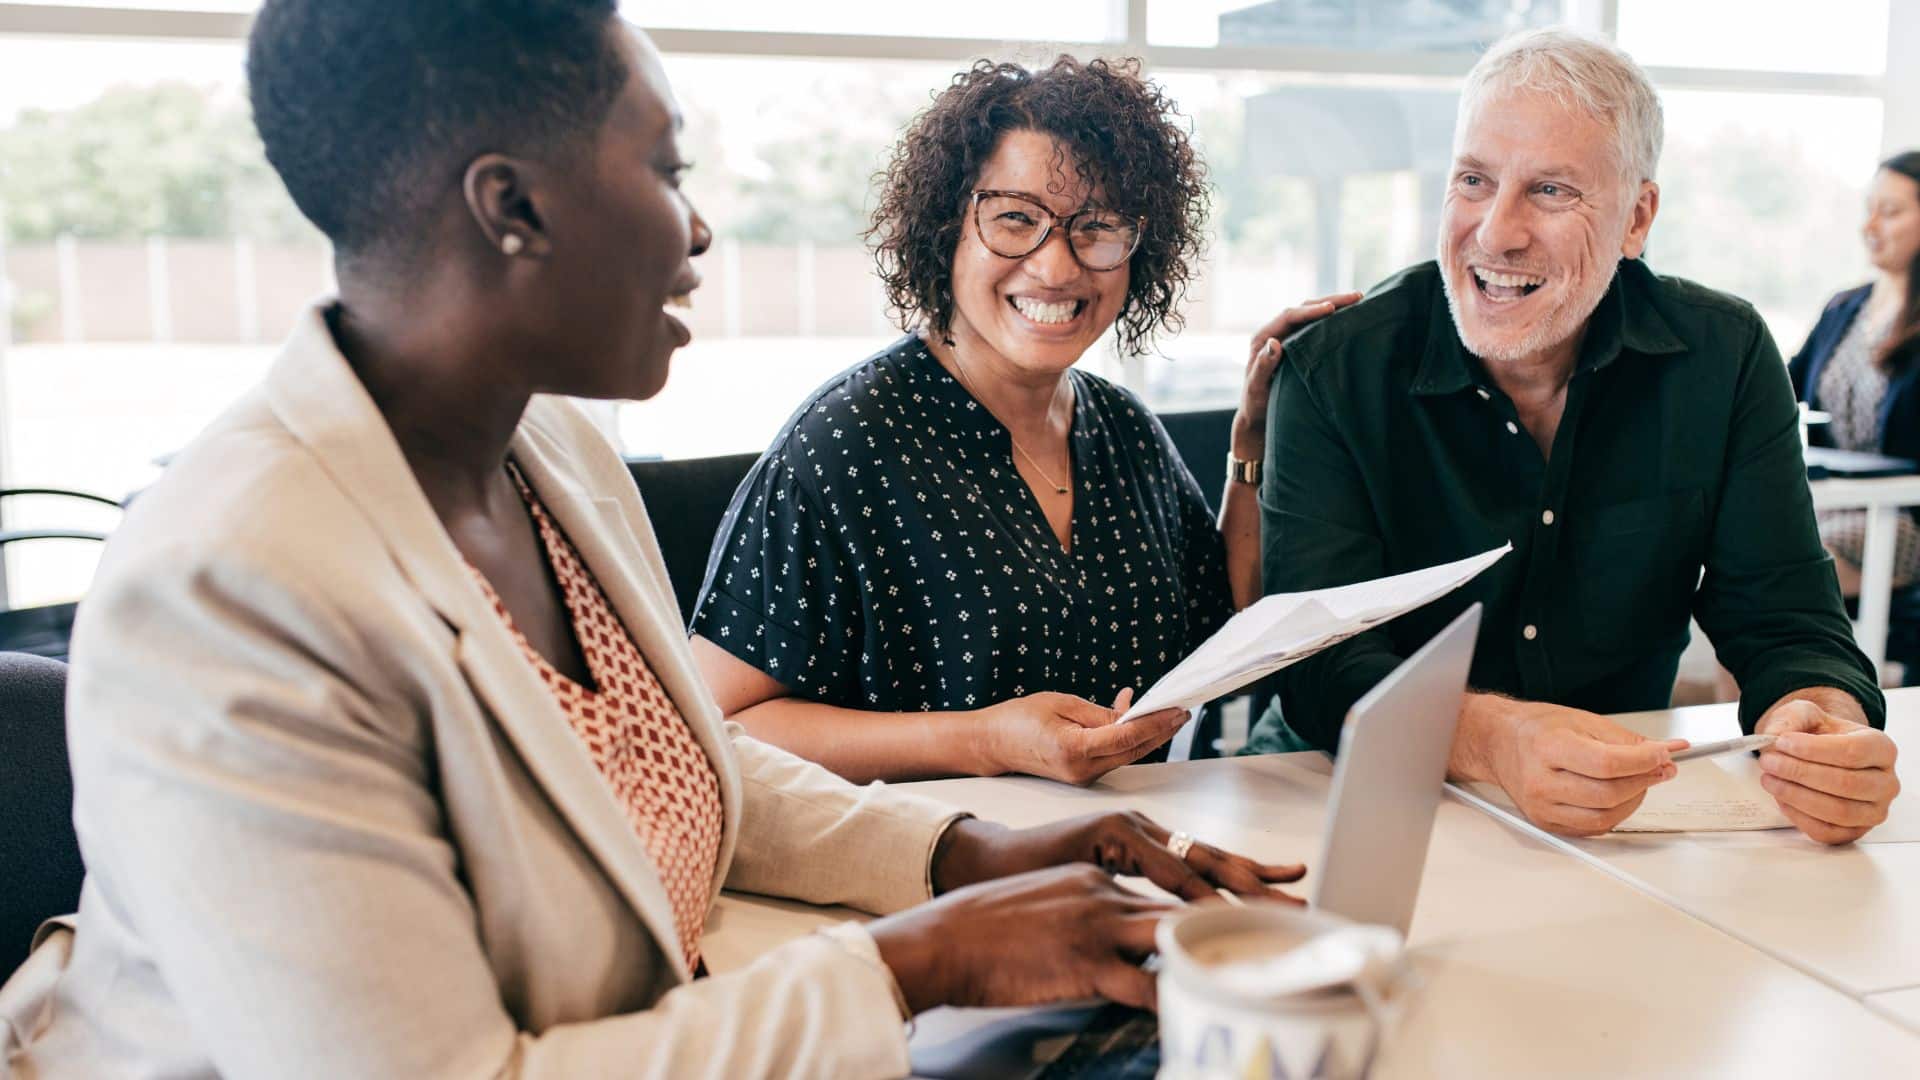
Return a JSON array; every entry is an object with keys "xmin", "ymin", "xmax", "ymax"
[
  {"xmin": 691, "ymin": 56, "xmax": 1351, "ymax": 785},
  {"xmin": 1792, "ymin": 151, "xmax": 1920, "ymax": 597}
]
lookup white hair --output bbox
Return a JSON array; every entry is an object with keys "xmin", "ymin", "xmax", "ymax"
[{"xmin": 1460, "ymin": 28, "xmax": 1664, "ymax": 184}]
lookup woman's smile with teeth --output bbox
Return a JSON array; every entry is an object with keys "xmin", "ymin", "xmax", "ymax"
[{"xmin": 1009, "ymin": 296, "xmax": 1084, "ymax": 325}]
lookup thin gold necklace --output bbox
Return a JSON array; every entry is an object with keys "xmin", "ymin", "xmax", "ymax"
[{"xmin": 950, "ymin": 354, "xmax": 1071, "ymax": 495}]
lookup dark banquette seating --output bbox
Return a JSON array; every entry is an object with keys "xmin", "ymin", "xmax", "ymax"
[
  {"xmin": 0, "ymin": 652, "xmax": 84, "ymax": 980},
  {"xmin": 626, "ymin": 452, "xmax": 762, "ymax": 625}
]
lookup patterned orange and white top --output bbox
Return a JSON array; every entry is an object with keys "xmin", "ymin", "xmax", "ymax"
[{"xmin": 469, "ymin": 461, "xmax": 724, "ymax": 973}]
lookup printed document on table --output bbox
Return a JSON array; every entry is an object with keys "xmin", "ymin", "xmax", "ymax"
[
  {"xmin": 1465, "ymin": 752, "xmax": 1792, "ymax": 833},
  {"xmin": 1117, "ymin": 544, "xmax": 1511, "ymax": 723}
]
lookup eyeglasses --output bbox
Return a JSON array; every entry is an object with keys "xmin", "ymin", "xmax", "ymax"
[{"xmin": 970, "ymin": 189, "xmax": 1144, "ymax": 272}]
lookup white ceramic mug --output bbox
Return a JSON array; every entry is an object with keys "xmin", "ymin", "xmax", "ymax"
[{"xmin": 1155, "ymin": 904, "xmax": 1412, "ymax": 1080}]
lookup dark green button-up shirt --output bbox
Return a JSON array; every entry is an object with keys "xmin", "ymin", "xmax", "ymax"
[{"xmin": 1252, "ymin": 258, "xmax": 1884, "ymax": 753}]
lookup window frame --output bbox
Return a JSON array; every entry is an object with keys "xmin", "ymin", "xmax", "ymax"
[{"xmin": 0, "ymin": 2, "xmax": 1893, "ymax": 97}]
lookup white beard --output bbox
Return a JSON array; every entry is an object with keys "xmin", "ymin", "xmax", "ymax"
[{"xmin": 1439, "ymin": 260, "xmax": 1617, "ymax": 365}]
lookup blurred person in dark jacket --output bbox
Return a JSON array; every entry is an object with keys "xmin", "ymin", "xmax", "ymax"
[{"xmin": 1790, "ymin": 151, "xmax": 1920, "ymax": 596}]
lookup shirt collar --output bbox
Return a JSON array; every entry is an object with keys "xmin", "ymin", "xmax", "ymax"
[{"xmin": 1411, "ymin": 258, "xmax": 1688, "ymax": 397}]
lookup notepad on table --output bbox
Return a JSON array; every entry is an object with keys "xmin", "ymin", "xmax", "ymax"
[
  {"xmin": 1611, "ymin": 752, "xmax": 1792, "ymax": 832},
  {"xmin": 1465, "ymin": 750, "xmax": 1791, "ymax": 833}
]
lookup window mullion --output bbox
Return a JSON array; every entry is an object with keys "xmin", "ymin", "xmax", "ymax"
[{"xmin": 1885, "ymin": 0, "xmax": 1920, "ymax": 156}]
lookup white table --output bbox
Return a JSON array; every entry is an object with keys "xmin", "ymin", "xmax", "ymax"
[
  {"xmin": 1462, "ymin": 689, "xmax": 1920, "ymax": 1004},
  {"xmin": 1876, "ymin": 987, "xmax": 1920, "ymax": 1032},
  {"xmin": 1809, "ymin": 475, "xmax": 1920, "ymax": 672},
  {"xmin": 703, "ymin": 746, "xmax": 1920, "ymax": 1076}
]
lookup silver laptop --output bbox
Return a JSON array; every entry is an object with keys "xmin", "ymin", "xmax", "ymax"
[{"xmin": 1310, "ymin": 602, "xmax": 1481, "ymax": 937}]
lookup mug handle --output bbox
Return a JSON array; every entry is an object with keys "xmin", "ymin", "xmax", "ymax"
[{"xmin": 1349, "ymin": 966, "xmax": 1421, "ymax": 1079}]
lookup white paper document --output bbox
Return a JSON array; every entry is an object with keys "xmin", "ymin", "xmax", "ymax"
[
  {"xmin": 1465, "ymin": 752, "xmax": 1792, "ymax": 833},
  {"xmin": 1612, "ymin": 753, "xmax": 1792, "ymax": 832},
  {"xmin": 1117, "ymin": 544, "xmax": 1511, "ymax": 723}
]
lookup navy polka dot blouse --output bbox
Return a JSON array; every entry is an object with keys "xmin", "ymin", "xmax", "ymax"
[{"xmin": 691, "ymin": 335, "xmax": 1233, "ymax": 714}]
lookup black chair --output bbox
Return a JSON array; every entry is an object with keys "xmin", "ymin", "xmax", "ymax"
[
  {"xmin": 0, "ymin": 487, "xmax": 122, "ymax": 661},
  {"xmin": 0, "ymin": 652, "xmax": 84, "ymax": 980},
  {"xmin": 626, "ymin": 453, "xmax": 760, "ymax": 625},
  {"xmin": 1153, "ymin": 409, "xmax": 1252, "ymax": 757},
  {"xmin": 1155, "ymin": 408, "xmax": 1237, "ymax": 515},
  {"xmin": 0, "ymin": 487, "xmax": 119, "ymax": 548}
]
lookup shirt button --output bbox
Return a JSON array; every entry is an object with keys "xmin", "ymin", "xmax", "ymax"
[
  {"xmin": 1505, "ymin": 421, "xmax": 1520, "ymax": 435},
  {"xmin": 1523, "ymin": 624, "xmax": 1539, "ymax": 641},
  {"xmin": 1476, "ymin": 388, "xmax": 1492, "ymax": 401},
  {"xmin": 1541, "ymin": 510, "xmax": 1555, "ymax": 525}
]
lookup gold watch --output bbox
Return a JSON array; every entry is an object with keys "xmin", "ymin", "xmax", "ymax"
[{"xmin": 1227, "ymin": 454, "xmax": 1261, "ymax": 486}]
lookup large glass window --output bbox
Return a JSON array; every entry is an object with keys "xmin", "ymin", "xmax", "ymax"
[
  {"xmin": 615, "ymin": 56, "xmax": 966, "ymax": 460},
  {"xmin": 1132, "ymin": 80, "xmax": 1891, "ymax": 412},
  {"xmin": 1132, "ymin": 69, "xmax": 1457, "ymax": 411},
  {"xmin": 0, "ymin": 1, "xmax": 255, "ymax": 8},
  {"xmin": 0, "ymin": 36, "xmax": 315, "ymax": 605},
  {"xmin": 1150, "ymin": 0, "xmax": 1564, "ymax": 50},
  {"xmin": 1618, "ymin": 0, "xmax": 1889, "ymax": 76},
  {"xmin": 0, "ymin": 1, "xmax": 1904, "ymax": 610},
  {"xmin": 1652, "ymin": 91, "xmax": 1886, "ymax": 353},
  {"xmin": 623, "ymin": 0, "xmax": 1121, "ymax": 42}
]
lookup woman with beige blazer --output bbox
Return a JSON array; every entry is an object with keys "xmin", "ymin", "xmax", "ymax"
[{"xmin": 0, "ymin": 3, "xmax": 1307, "ymax": 1077}]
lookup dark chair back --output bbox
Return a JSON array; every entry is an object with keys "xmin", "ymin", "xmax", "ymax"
[
  {"xmin": 1157, "ymin": 408, "xmax": 1237, "ymax": 514},
  {"xmin": 1153, "ymin": 408, "xmax": 1259, "ymax": 756},
  {"xmin": 0, "ymin": 601, "xmax": 80, "ymax": 661},
  {"xmin": 0, "ymin": 652, "xmax": 83, "ymax": 979},
  {"xmin": 627, "ymin": 452, "xmax": 761, "ymax": 625}
]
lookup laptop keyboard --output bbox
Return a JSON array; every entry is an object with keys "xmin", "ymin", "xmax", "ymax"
[{"xmin": 1035, "ymin": 1005, "xmax": 1160, "ymax": 1079}]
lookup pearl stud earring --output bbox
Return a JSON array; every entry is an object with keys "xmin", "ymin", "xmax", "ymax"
[{"xmin": 501, "ymin": 234, "xmax": 525, "ymax": 256}]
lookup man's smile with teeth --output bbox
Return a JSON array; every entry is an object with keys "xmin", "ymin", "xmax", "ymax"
[
  {"xmin": 1009, "ymin": 296, "xmax": 1085, "ymax": 325},
  {"xmin": 1472, "ymin": 266, "xmax": 1546, "ymax": 300}
]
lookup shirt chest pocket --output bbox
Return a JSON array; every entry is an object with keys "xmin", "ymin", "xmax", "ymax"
[{"xmin": 1566, "ymin": 489, "xmax": 1708, "ymax": 654}]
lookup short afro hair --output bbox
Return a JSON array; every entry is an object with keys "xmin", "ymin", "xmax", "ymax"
[
  {"xmin": 248, "ymin": 0, "xmax": 629, "ymax": 258},
  {"xmin": 867, "ymin": 56, "xmax": 1208, "ymax": 357}
]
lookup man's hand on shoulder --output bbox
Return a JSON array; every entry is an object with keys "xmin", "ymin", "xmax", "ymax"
[
  {"xmin": 1754, "ymin": 688, "xmax": 1900, "ymax": 845},
  {"xmin": 1453, "ymin": 694, "xmax": 1684, "ymax": 837}
]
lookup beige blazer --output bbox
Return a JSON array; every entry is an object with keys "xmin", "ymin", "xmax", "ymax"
[{"xmin": 0, "ymin": 305, "xmax": 963, "ymax": 1079}]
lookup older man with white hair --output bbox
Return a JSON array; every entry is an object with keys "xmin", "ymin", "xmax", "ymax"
[{"xmin": 1246, "ymin": 28, "xmax": 1901, "ymax": 844}]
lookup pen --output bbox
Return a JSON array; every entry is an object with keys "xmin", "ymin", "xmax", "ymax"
[{"xmin": 1670, "ymin": 733, "xmax": 1776, "ymax": 762}]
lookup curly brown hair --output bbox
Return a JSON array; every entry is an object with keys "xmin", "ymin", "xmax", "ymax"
[{"xmin": 866, "ymin": 56, "xmax": 1208, "ymax": 357}]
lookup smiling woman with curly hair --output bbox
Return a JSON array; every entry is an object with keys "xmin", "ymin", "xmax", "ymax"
[
  {"xmin": 870, "ymin": 56, "xmax": 1208, "ymax": 358},
  {"xmin": 690, "ymin": 56, "xmax": 1355, "ymax": 786}
]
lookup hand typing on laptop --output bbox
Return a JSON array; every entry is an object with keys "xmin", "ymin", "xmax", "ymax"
[{"xmin": 868, "ymin": 811, "xmax": 1308, "ymax": 1014}]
